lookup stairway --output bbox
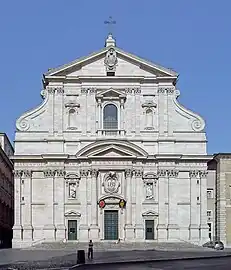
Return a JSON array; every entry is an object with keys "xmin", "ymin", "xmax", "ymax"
[{"xmin": 29, "ymin": 241, "xmax": 209, "ymax": 251}]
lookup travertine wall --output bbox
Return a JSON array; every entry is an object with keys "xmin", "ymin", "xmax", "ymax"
[{"xmin": 13, "ymin": 37, "xmax": 209, "ymax": 247}]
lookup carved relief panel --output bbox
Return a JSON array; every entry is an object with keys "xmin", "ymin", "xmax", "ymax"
[{"xmin": 101, "ymin": 171, "xmax": 121, "ymax": 195}]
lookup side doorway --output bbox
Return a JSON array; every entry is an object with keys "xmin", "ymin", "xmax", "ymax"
[
  {"xmin": 68, "ymin": 220, "xmax": 77, "ymax": 240},
  {"xmin": 145, "ymin": 220, "xmax": 155, "ymax": 240}
]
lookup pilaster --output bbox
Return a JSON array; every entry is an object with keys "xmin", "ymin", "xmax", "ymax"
[
  {"xmin": 199, "ymin": 170, "xmax": 209, "ymax": 243},
  {"xmin": 90, "ymin": 169, "xmax": 100, "ymax": 240},
  {"xmin": 22, "ymin": 170, "xmax": 33, "ymax": 241},
  {"xmin": 55, "ymin": 169, "xmax": 66, "ymax": 240},
  {"xmin": 167, "ymin": 169, "xmax": 179, "ymax": 240},
  {"xmin": 43, "ymin": 169, "xmax": 56, "ymax": 240},
  {"xmin": 125, "ymin": 169, "xmax": 134, "ymax": 240},
  {"xmin": 157, "ymin": 169, "xmax": 167, "ymax": 240},
  {"xmin": 79, "ymin": 169, "xmax": 89, "ymax": 241},
  {"xmin": 12, "ymin": 170, "xmax": 23, "ymax": 244},
  {"xmin": 135, "ymin": 169, "xmax": 144, "ymax": 240},
  {"xmin": 189, "ymin": 170, "xmax": 200, "ymax": 240}
]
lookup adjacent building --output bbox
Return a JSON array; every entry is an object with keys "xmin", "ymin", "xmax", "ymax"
[
  {"xmin": 12, "ymin": 34, "xmax": 210, "ymax": 248},
  {"xmin": 208, "ymin": 154, "xmax": 231, "ymax": 247},
  {"xmin": 0, "ymin": 133, "xmax": 14, "ymax": 248}
]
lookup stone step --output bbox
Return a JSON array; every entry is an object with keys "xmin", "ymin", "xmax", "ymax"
[{"xmin": 29, "ymin": 241, "xmax": 208, "ymax": 251}]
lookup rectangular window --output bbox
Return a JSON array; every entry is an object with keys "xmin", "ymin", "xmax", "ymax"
[
  {"xmin": 207, "ymin": 189, "xmax": 214, "ymax": 199},
  {"xmin": 207, "ymin": 210, "xmax": 212, "ymax": 217}
]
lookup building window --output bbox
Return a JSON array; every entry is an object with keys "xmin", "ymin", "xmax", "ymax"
[
  {"xmin": 207, "ymin": 210, "xmax": 212, "ymax": 217},
  {"xmin": 103, "ymin": 104, "xmax": 118, "ymax": 129},
  {"xmin": 208, "ymin": 222, "xmax": 212, "ymax": 240},
  {"xmin": 207, "ymin": 189, "xmax": 214, "ymax": 199}
]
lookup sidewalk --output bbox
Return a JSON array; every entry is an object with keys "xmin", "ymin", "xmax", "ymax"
[{"xmin": 0, "ymin": 249, "xmax": 231, "ymax": 269}]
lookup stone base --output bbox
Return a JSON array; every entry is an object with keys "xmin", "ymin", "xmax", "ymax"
[
  {"xmin": 79, "ymin": 224, "xmax": 89, "ymax": 241},
  {"xmin": 199, "ymin": 224, "xmax": 209, "ymax": 244},
  {"xmin": 167, "ymin": 224, "xmax": 179, "ymax": 240},
  {"xmin": 189, "ymin": 224, "xmax": 200, "ymax": 240},
  {"xmin": 89, "ymin": 225, "xmax": 100, "ymax": 240},
  {"xmin": 135, "ymin": 224, "xmax": 144, "ymax": 240},
  {"xmin": 157, "ymin": 224, "xmax": 167, "ymax": 240},
  {"xmin": 13, "ymin": 225, "xmax": 22, "ymax": 240},
  {"xmin": 23, "ymin": 225, "xmax": 33, "ymax": 241},
  {"xmin": 56, "ymin": 224, "xmax": 66, "ymax": 241},
  {"xmin": 125, "ymin": 225, "xmax": 134, "ymax": 240},
  {"xmin": 43, "ymin": 224, "xmax": 56, "ymax": 241}
]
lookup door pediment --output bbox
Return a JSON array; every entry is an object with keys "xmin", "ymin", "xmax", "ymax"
[
  {"xmin": 142, "ymin": 210, "xmax": 158, "ymax": 217},
  {"xmin": 64, "ymin": 210, "xmax": 81, "ymax": 217}
]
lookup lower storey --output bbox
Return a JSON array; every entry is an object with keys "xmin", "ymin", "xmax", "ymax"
[{"xmin": 13, "ymin": 210, "xmax": 209, "ymax": 248}]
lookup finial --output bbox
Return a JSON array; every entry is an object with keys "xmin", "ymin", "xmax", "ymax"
[{"xmin": 105, "ymin": 33, "xmax": 116, "ymax": 47}]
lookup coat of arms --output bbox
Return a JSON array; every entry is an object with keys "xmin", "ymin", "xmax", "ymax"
[
  {"xmin": 103, "ymin": 171, "xmax": 120, "ymax": 194},
  {"xmin": 104, "ymin": 48, "xmax": 118, "ymax": 71}
]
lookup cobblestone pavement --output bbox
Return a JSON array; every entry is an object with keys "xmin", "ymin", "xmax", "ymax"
[{"xmin": 0, "ymin": 249, "xmax": 231, "ymax": 270}]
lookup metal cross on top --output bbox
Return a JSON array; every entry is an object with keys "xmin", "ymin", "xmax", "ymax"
[{"xmin": 104, "ymin": 16, "xmax": 116, "ymax": 35}]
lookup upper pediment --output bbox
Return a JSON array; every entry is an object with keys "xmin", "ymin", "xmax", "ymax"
[
  {"xmin": 44, "ymin": 44, "xmax": 178, "ymax": 82},
  {"xmin": 76, "ymin": 140, "xmax": 148, "ymax": 158}
]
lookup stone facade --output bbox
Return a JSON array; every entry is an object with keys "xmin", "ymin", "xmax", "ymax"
[
  {"xmin": 0, "ymin": 133, "xmax": 14, "ymax": 248},
  {"xmin": 12, "ymin": 34, "xmax": 210, "ymax": 248},
  {"xmin": 208, "ymin": 154, "xmax": 231, "ymax": 247}
]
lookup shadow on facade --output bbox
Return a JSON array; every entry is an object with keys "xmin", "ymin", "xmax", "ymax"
[{"xmin": 0, "ymin": 227, "xmax": 13, "ymax": 249}]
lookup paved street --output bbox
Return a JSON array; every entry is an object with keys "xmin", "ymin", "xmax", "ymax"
[
  {"xmin": 0, "ymin": 249, "xmax": 231, "ymax": 269},
  {"xmin": 76, "ymin": 257, "xmax": 231, "ymax": 269}
]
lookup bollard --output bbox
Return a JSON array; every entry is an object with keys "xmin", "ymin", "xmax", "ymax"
[{"xmin": 77, "ymin": 249, "xmax": 86, "ymax": 264}]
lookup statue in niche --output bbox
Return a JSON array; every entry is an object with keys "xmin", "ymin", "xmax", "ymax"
[
  {"xmin": 104, "ymin": 48, "xmax": 118, "ymax": 71},
  {"xmin": 146, "ymin": 183, "xmax": 154, "ymax": 199},
  {"xmin": 69, "ymin": 183, "xmax": 77, "ymax": 199},
  {"xmin": 145, "ymin": 109, "xmax": 153, "ymax": 129},
  {"xmin": 103, "ymin": 171, "xmax": 120, "ymax": 194}
]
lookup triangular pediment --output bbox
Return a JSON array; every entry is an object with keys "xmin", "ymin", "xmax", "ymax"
[
  {"xmin": 142, "ymin": 210, "xmax": 158, "ymax": 217},
  {"xmin": 76, "ymin": 140, "xmax": 148, "ymax": 158},
  {"xmin": 64, "ymin": 210, "xmax": 81, "ymax": 217},
  {"xmin": 44, "ymin": 46, "xmax": 178, "ymax": 79},
  {"xmin": 97, "ymin": 88, "xmax": 125, "ymax": 98},
  {"xmin": 90, "ymin": 145, "xmax": 134, "ymax": 157}
]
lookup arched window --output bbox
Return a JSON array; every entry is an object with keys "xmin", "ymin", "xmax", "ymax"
[
  {"xmin": 103, "ymin": 104, "xmax": 118, "ymax": 129},
  {"xmin": 146, "ymin": 109, "xmax": 153, "ymax": 128},
  {"xmin": 68, "ymin": 108, "xmax": 76, "ymax": 127}
]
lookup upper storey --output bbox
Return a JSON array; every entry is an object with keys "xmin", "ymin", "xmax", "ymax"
[
  {"xmin": 15, "ymin": 34, "xmax": 206, "ymax": 154},
  {"xmin": 43, "ymin": 34, "xmax": 177, "ymax": 84}
]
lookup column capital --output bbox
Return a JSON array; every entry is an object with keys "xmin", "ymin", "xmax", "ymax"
[
  {"xmin": 43, "ymin": 169, "xmax": 56, "ymax": 177},
  {"xmin": 80, "ymin": 169, "xmax": 90, "ymax": 177},
  {"xmin": 13, "ymin": 170, "xmax": 23, "ymax": 178},
  {"xmin": 157, "ymin": 169, "xmax": 168, "ymax": 177},
  {"xmin": 22, "ymin": 170, "xmax": 32, "ymax": 178},
  {"xmin": 91, "ymin": 169, "xmax": 99, "ymax": 178},
  {"xmin": 189, "ymin": 170, "xmax": 200, "ymax": 178},
  {"xmin": 199, "ymin": 170, "xmax": 208, "ymax": 178},
  {"xmin": 56, "ymin": 169, "xmax": 66, "ymax": 177},
  {"xmin": 134, "ymin": 169, "xmax": 143, "ymax": 178},
  {"xmin": 167, "ymin": 169, "xmax": 179, "ymax": 178}
]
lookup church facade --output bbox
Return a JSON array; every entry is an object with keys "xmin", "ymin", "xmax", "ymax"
[{"xmin": 12, "ymin": 34, "xmax": 210, "ymax": 248}]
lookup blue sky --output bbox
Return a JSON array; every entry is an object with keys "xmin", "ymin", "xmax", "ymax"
[{"xmin": 0, "ymin": 0, "xmax": 230, "ymax": 154}]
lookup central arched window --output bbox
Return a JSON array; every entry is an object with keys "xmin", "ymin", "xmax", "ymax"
[{"xmin": 103, "ymin": 104, "xmax": 118, "ymax": 129}]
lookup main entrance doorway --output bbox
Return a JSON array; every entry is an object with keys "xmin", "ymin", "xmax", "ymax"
[
  {"xmin": 68, "ymin": 220, "xmax": 77, "ymax": 240},
  {"xmin": 145, "ymin": 220, "xmax": 154, "ymax": 240},
  {"xmin": 104, "ymin": 210, "xmax": 118, "ymax": 240}
]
